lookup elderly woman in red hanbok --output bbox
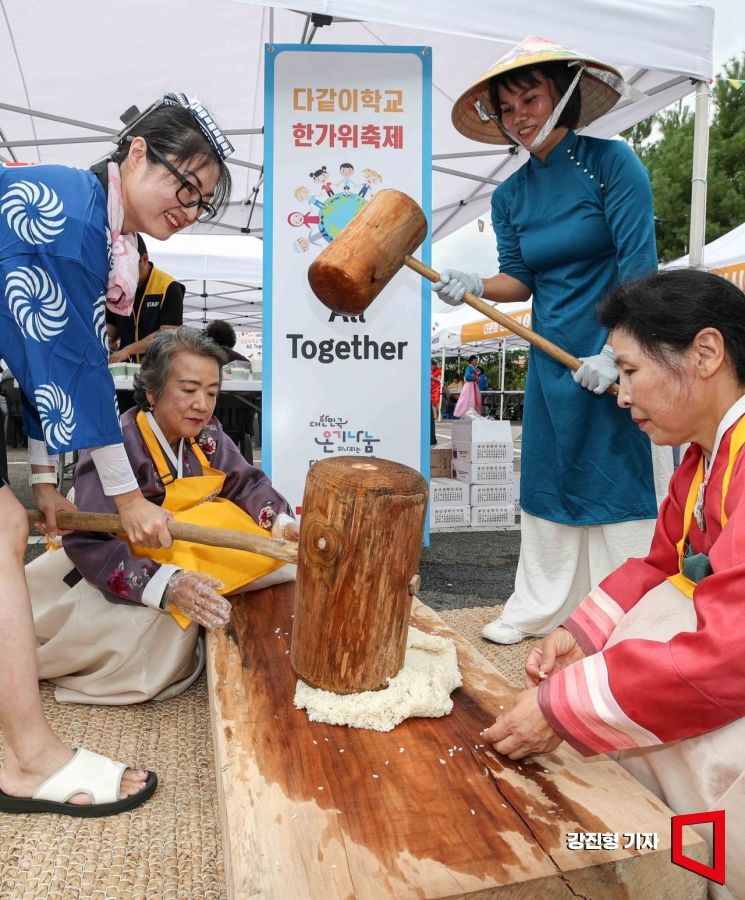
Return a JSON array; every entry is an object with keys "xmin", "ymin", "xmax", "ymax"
[
  {"xmin": 26, "ymin": 327, "xmax": 297, "ymax": 705},
  {"xmin": 483, "ymin": 270, "xmax": 745, "ymax": 899}
]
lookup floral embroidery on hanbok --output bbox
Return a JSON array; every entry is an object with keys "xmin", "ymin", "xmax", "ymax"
[
  {"xmin": 106, "ymin": 560, "xmax": 154, "ymax": 598},
  {"xmin": 257, "ymin": 503, "xmax": 275, "ymax": 530},
  {"xmin": 197, "ymin": 425, "xmax": 218, "ymax": 457}
]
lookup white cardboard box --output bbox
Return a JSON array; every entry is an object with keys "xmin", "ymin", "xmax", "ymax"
[
  {"xmin": 451, "ymin": 417, "xmax": 512, "ymax": 444},
  {"xmin": 430, "ymin": 504, "xmax": 470, "ymax": 527},
  {"xmin": 470, "ymin": 504, "xmax": 516, "ymax": 527},
  {"xmin": 470, "ymin": 483, "xmax": 514, "ymax": 506},
  {"xmin": 430, "ymin": 478, "xmax": 469, "ymax": 507},
  {"xmin": 451, "ymin": 460, "xmax": 513, "ymax": 485},
  {"xmin": 513, "ymin": 473, "xmax": 521, "ymax": 512},
  {"xmin": 453, "ymin": 440, "xmax": 514, "ymax": 464}
]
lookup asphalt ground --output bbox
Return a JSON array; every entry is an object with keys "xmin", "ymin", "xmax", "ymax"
[{"xmin": 8, "ymin": 418, "xmax": 521, "ymax": 610}]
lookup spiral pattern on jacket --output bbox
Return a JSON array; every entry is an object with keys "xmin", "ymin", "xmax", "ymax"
[
  {"xmin": 5, "ymin": 266, "xmax": 68, "ymax": 341},
  {"xmin": 93, "ymin": 294, "xmax": 108, "ymax": 350},
  {"xmin": 35, "ymin": 383, "xmax": 76, "ymax": 449},
  {"xmin": 0, "ymin": 180, "xmax": 67, "ymax": 245}
]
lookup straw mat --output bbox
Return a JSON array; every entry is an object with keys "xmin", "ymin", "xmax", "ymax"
[
  {"xmin": 0, "ymin": 676, "xmax": 224, "ymax": 899},
  {"xmin": 0, "ymin": 607, "xmax": 528, "ymax": 898},
  {"xmin": 438, "ymin": 604, "xmax": 533, "ymax": 688}
]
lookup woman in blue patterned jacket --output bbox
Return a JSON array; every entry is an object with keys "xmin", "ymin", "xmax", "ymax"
[{"xmin": 0, "ymin": 93, "xmax": 232, "ymax": 817}]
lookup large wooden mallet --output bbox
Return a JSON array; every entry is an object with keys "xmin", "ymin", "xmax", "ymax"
[
  {"xmin": 25, "ymin": 509, "xmax": 299, "ymax": 564},
  {"xmin": 308, "ymin": 188, "xmax": 617, "ymax": 394}
]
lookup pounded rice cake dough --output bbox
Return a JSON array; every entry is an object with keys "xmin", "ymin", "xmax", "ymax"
[{"xmin": 294, "ymin": 627, "xmax": 462, "ymax": 732}]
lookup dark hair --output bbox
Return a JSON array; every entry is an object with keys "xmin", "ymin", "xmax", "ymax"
[
  {"xmin": 310, "ymin": 167, "xmax": 328, "ymax": 178},
  {"xmin": 487, "ymin": 60, "xmax": 582, "ymax": 134},
  {"xmin": 133, "ymin": 326, "xmax": 225, "ymax": 409},
  {"xmin": 468, "ymin": 355, "xmax": 478, "ymax": 364},
  {"xmin": 205, "ymin": 319, "xmax": 236, "ymax": 349},
  {"xmin": 599, "ymin": 269, "xmax": 745, "ymax": 383},
  {"xmin": 136, "ymin": 234, "xmax": 148, "ymax": 257},
  {"xmin": 111, "ymin": 104, "xmax": 232, "ymax": 217}
]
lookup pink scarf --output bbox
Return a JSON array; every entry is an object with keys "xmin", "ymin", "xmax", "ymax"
[{"xmin": 105, "ymin": 161, "xmax": 139, "ymax": 316}]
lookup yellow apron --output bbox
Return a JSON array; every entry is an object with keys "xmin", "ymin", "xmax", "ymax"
[
  {"xmin": 668, "ymin": 418, "xmax": 745, "ymax": 597},
  {"xmin": 130, "ymin": 411, "xmax": 283, "ymax": 627}
]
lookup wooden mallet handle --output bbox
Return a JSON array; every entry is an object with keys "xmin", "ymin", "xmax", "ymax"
[
  {"xmin": 405, "ymin": 256, "xmax": 619, "ymax": 397},
  {"xmin": 26, "ymin": 509, "xmax": 299, "ymax": 565}
]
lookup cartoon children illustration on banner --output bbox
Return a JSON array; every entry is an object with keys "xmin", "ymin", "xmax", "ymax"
[{"xmin": 288, "ymin": 160, "xmax": 385, "ymax": 253}]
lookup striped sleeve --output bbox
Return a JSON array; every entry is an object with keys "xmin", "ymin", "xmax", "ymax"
[
  {"xmin": 538, "ymin": 655, "xmax": 662, "ymax": 756},
  {"xmin": 563, "ymin": 586, "xmax": 625, "ymax": 655}
]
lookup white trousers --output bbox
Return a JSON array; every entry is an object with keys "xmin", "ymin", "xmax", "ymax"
[
  {"xmin": 502, "ymin": 444, "xmax": 674, "ymax": 635},
  {"xmin": 500, "ymin": 511, "xmax": 656, "ymax": 635}
]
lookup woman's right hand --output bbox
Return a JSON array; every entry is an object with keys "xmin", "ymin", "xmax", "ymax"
[
  {"xmin": 432, "ymin": 269, "xmax": 484, "ymax": 305},
  {"xmin": 164, "ymin": 570, "xmax": 231, "ymax": 630},
  {"xmin": 114, "ymin": 490, "xmax": 173, "ymax": 548},
  {"xmin": 524, "ymin": 627, "xmax": 586, "ymax": 688}
]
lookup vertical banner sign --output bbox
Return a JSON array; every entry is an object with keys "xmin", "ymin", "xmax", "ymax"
[{"xmin": 264, "ymin": 45, "xmax": 432, "ymax": 513}]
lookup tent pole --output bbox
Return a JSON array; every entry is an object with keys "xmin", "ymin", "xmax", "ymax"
[
  {"xmin": 201, "ymin": 280, "xmax": 208, "ymax": 326},
  {"xmin": 500, "ymin": 339, "xmax": 506, "ymax": 420},
  {"xmin": 688, "ymin": 80, "xmax": 711, "ymax": 268}
]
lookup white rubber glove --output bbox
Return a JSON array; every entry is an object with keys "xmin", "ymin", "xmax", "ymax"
[
  {"xmin": 431, "ymin": 269, "xmax": 484, "ymax": 306},
  {"xmin": 572, "ymin": 344, "xmax": 618, "ymax": 394},
  {"xmin": 163, "ymin": 570, "xmax": 230, "ymax": 630}
]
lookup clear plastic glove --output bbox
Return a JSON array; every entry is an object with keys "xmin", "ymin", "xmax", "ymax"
[
  {"xmin": 431, "ymin": 269, "xmax": 484, "ymax": 306},
  {"xmin": 572, "ymin": 344, "xmax": 618, "ymax": 394},
  {"xmin": 163, "ymin": 570, "xmax": 231, "ymax": 630},
  {"xmin": 115, "ymin": 492, "xmax": 173, "ymax": 549},
  {"xmin": 272, "ymin": 513, "xmax": 299, "ymax": 542}
]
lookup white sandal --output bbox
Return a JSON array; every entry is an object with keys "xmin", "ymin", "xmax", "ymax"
[{"xmin": 0, "ymin": 748, "xmax": 157, "ymax": 817}]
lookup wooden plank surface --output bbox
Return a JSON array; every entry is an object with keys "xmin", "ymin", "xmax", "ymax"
[{"xmin": 207, "ymin": 584, "xmax": 707, "ymax": 899}]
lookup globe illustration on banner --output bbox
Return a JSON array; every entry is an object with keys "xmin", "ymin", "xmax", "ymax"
[{"xmin": 318, "ymin": 193, "xmax": 368, "ymax": 243}]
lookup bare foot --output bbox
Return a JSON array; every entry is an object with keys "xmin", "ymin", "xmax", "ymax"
[{"xmin": 0, "ymin": 747, "xmax": 150, "ymax": 804}]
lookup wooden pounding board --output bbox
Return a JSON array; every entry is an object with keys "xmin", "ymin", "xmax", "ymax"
[{"xmin": 207, "ymin": 584, "xmax": 707, "ymax": 899}]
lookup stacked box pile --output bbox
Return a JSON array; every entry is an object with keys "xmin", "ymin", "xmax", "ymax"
[
  {"xmin": 429, "ymin": 477, "xmax": 470, "ymax": 527},
  {"xmin": 429, "ymin": 443, "xmax": 469, "ymax": 527},
  {"xmin": 430, "ymin": 444, "xmax": 452, "ymax": 479},
  {"xmin": 451, "ymin": 418, "xmax": 516, "ymax": 527}
]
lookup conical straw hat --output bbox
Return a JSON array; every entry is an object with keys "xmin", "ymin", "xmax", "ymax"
[{"xmin": 452, "ymin": 35, "xmax": 624, "ymax": 145}]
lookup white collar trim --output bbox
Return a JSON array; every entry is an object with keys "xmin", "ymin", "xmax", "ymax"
[{"xmin": 146, "ymin": 411, "xmax": 184, "ymax": 479}]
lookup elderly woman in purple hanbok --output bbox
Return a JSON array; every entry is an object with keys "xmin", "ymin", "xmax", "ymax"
[{"xmin": 27, "ymin": 328, "xmax": 297, "ymax": 705}]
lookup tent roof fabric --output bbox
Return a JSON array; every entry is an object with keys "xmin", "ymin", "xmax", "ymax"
[
  {"xmin": 0, "ymin": 0, "xmax": 714, "ymax": 326},
  {"xmin": 0, "ymin": 0, "xmax": 713, "ymax": 245},
  {"xmin": 670, "ymin": 221, "xmax": 745, "ymax": 271},
  {"xmin": 144, "ymin": 234, "xmax": 264, "ymax": 332}
]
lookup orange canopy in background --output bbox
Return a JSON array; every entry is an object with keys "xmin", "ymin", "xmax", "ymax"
[{"xmin": 459, "ymin": 307, "xmax": 532, "ymax": 345}]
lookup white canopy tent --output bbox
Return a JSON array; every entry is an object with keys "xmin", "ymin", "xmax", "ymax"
[
  {"xmin": 145, "ymin": 234, "xmax": 264, "ymax": 331},
  {"xmin": 0, "ymin": 0, "xmax": 715, "ymax": 324},
  {"xmin": 0, "ymin": 0, "xmax": 714, "ymax": 239},
  {"xmin": 668, "ymin": 221, "xmax": 745, "ymax": 290}
]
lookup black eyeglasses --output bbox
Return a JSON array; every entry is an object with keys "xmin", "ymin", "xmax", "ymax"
[{"xmin": 143, "ymin": 140, "xmax": 218, "ymax": 223}]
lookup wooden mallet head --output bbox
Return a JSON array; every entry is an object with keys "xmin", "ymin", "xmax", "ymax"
[{"xmin": 308, "ymin": 189, "xmax": 428, "ymax": 316}]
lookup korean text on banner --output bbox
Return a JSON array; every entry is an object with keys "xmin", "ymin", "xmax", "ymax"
[{"xmin": 264, "ymin": 44, "xmax": 432, "ymax": 512}]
